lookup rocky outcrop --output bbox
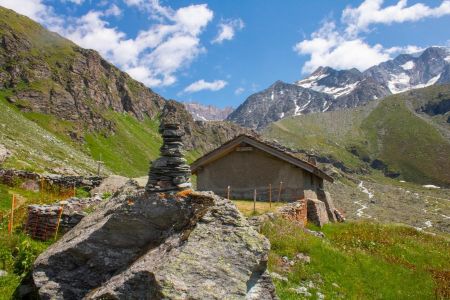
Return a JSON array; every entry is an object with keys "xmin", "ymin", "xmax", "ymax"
[
  {"xmin": 306, "ymin": 199, "xmax": 329, "ymax": 227},
  {"xmin": 32, "ymin": 183, "xmax": 277, "ymax": 299},
  {"xmin": 0, "ymin": 143, "xmax": 11, "ymax": 163},
  {"xmin": 0, "ymin": 7, "xmax": 164, "ymax": 132},
  {"xmin": 89, "ymin": 175, "xmax": 129, "ymax": 196}
]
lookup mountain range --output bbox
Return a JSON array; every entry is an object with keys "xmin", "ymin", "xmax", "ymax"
[
  {"xmin": 228, "ymin": 46, "xmax": 450, "ymax": 129},
  {"xmin": 183, "ymin": 102, "xmax": 233, "ymax": 121}
]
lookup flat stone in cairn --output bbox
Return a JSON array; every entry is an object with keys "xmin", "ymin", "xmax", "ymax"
[{"xmin": 146, "ymin": 122, "xmax": 192, "ymax": 192}]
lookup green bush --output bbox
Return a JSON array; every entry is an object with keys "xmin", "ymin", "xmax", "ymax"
[{"xmin": 75, "ymin": 187, "xmax": 90, "ymax": 198}]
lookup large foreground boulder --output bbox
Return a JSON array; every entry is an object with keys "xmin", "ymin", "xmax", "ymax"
[{"xmin": 32, "ymin": 182, "xmax": 277, "ymax": 299}]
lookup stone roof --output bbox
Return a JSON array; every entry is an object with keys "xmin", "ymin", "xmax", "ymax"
[{"xmin": 191, "ymin": 134, "xmax": 333, "ymax": 182}]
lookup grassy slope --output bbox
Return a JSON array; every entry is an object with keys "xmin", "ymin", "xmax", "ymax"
[
  {"xmin": 264, "ymin": 85, "xmax": 450, "ymax": 186},
  {"xmin": 263, "ymin": 219, "xmax": 450, "ymax": 299},
  {"xmin": 264, "ymin": 102, "xmax": 376, "ymax": 171},
  {"xmin": 0, "ymin": 94, "xmax": 165, "ymax": 177},
  {"xmin": 0, "ymin": 93, "xmax": 99, "ymax": 174},
  {"xmin": 85, "ymin": 113, "xmax": 162, "ymax": 177},
  {"xmin": 362, "ymin": 88, "xmax": 450, "ymax": 185}
]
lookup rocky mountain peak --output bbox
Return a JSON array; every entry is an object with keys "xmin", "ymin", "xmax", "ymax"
[{"xmin": 228, "ymin": 46, "xmax": 450, "ymax": 130}]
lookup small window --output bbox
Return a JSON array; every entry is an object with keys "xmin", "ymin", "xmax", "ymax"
[
  {"xmin": 310, "ymin": 174, "xmax": 314, "ymax": 186},
  {"xmin": 236, "ymin": 146, "xmax": 253, "ymax": 152}
]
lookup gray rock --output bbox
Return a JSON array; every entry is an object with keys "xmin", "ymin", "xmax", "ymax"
[
  {"xmin": 32, "ymin": 186, "xmax": 277, "ymax": 299},
  {"xmin": 0, "ymin": 144, "xmax": 12, "ymax": 163},
  {"xmin": 90, "ymin": 175, "xmax": 129, "ymax": 196},
  {"xmin": 307, "ymin": 198, "xmax": 330, "ymax": 227},
  {"xmin": 304, "ymin": 228, "xmax": 325, "ymax": 238},
  {"xmin": 295, "ymin": 253, "xmax": 311, "ymax": 264}
]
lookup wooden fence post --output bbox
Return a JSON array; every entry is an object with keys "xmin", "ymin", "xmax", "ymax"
[
  {"xmin": 54, "ymin": 206, "xmax": 64, "ymax": 240},
  {"xmin": 8, "ymin": 194, "xmax": 15, "ymax": 235},
  {"xmin": 227, "ymin": 186, "xmax": 230, "ymax": 200},
  {"xmin": 269, "ymin": 184, "xmax": 272, "ymax": 208},
  {"xmin": 277, "ymin": 181, "xmax": 283, "ymax": 202},
  {"xmin": 40, "ymin": 177, "xmax": 44, "ymax": 203},
  {"xmin": 253, "ymin": 189, "xmax": 257, "ymax": 214}
]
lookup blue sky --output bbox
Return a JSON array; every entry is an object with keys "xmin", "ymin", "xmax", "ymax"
[{"xmin": 1, "ymin": 0, "xmax": 450, "ymax": 108}]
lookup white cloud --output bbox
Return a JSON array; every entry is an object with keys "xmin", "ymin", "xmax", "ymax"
[
  {"xmin": 343, "ymin": 0, "xmax": 450, "ymax": 36},
  {"xmin": 123, "ymin": 0, "xmax": 144, "ymax": 6},
  {"xmin": 105, "ymin": 4, "xmax": 122, "ymax": 17},
  {"xmin": 65, "ymin": 0, "xmax": 84, "ymax": 4},
  {"xmin": 44, "ymin": 1, "xmax": 212, "ymax": 87},
  {"xmin": 184, "ymin": 79, "xmax": 227, "ymax": 93},
  {"xmin": 212, "ymin": 18, "xmax": 244, "ymax": 44},
  {"xmin": 234, "ymin": 87, "xmax": 245, "ymax": 95},
  {"xmin": 294, "ymin": 21, "xmax": 391, "ymax": 73},
  {"xmin": 0, "ymin": 0, "xmax": 59, "ymax": 25},
  {"xmin": 295, "ymin": 0, "xmax": 450, "ymax": 74}
]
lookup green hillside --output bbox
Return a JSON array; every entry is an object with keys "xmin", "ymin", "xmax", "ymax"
[
  {"xmin": 0, "ymin": 85, "xmax": 165, "ymax": 177},
  {"xmin": 264, "ymin": 85, "xmax": 450, "ymax": 186},
  {"xmin": 0, "ymin": 92, "xmax": 100, "ymax": 174},
  {"xmin": 84, "ymin": 113, "xmax": 162, "ymax": 177}
]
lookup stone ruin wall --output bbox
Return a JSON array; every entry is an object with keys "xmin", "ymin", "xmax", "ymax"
[
  {"xmin": 0, "ymin": 168, "xmax": 103, "ymax": 191},
  {"xmin": 25, "ymin": 196, "xmax": 102, "ymax": 240}
]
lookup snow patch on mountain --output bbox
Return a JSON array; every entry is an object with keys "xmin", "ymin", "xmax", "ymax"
[
  {"xmin": 400, "ymin": 61, "xmax": 415, "ymax": 70},
  {"xmin": 388, "ymin": 73, "xmax": 411, "ymax": 94},
  {"xmin": 296, "ymin": 73, "xmax": 328, "ymax": 89},
  {"xmin": 414, "ymin": 74, "xmax": 441, "ymax": 89},
  {"xmin": 389, "ymin": 73, "xmax": 441, "ymax": 94},
  {"xmin": 295, "ymin": 99, "xmax": 311, "ymax": 115},
  {"xmin": 298, "ymin": 81, "xmax": 360, "ymax": 98}
]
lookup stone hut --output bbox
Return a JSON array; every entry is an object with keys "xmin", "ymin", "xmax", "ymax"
[
  {"xmin": 191, "ymin": 134, "xmax": 343, "ymax": 225},
  {"xmin": 191, "ymin": 134, "xmax": 333, "ymax": 201}
]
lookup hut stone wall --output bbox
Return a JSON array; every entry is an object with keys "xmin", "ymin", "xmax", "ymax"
[{"xmin": 196, "ymin": 146, "xmax": 323, "ymax": 201}]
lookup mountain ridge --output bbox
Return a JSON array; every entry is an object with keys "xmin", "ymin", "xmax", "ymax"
[
  {"xmin": 228, "ymin": 46, "xmax": 450, "ymax": 130},
  {"xmin": 183, "ymin": 101, "xmax": 233, "ymax": 121}
]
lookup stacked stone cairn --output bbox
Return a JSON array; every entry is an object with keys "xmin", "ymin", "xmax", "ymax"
[{"xmin": 146, "ymin": 120, "xmax": 191, "ymax": 192}]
